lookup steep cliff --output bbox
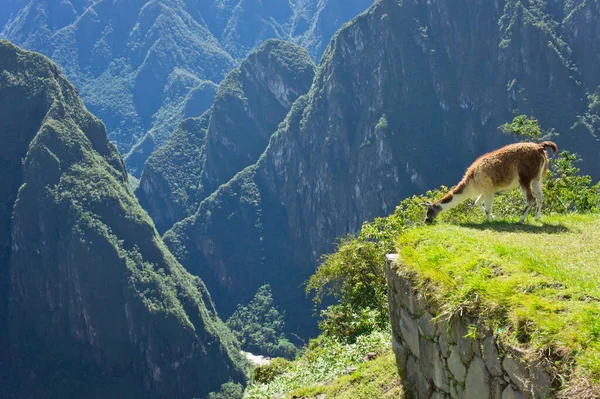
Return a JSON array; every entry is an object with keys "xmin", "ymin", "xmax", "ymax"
[
  {"xmin": 137, "ymin": 39, "xmax": 316, "ymax": 233},
  {"xmin": 163, "ymin": 0, "xmax": 600, "ymax": 337},
  {"xmin": 0, "ymin": 40, "xmax": 247, "ymax": 399},
  {"xmin": 562, "ymin": 0, "xmax": 600, "ymax": 90},
  {"xmin": 136, "ymin": 115, "xmax": 211, "ymax": 235},
  {"xmin": 1, "ymin": 0, "xmax": 374, "ymax": 175},
  {"xmin": 294, "ymin": 0, "xmax": 381, "ymax": 59}
]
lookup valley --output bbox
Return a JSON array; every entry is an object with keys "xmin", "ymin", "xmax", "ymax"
[{"xmin": 1, "ymin": 0, "xmax": 599, "ymax": 398}]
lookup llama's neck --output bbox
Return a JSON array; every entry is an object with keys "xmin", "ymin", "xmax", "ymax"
[{"xmin": 436, "ymin": 181, "xmax": 473, "ymax": 212}]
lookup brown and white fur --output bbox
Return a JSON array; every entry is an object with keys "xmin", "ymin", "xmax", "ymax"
[{"xmin": 424, "ymin": 141, "xmax": 558, "ymax": 224}]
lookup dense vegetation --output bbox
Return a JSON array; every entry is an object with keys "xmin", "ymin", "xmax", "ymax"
[
  {"xmin": 227, "ymin": 285, "xmax": 299, "ymax": 359},
  {"xmin": 284, "ymin": 350, "xmax": 403, "ymax": 399},
  {"xmin": 0, "ymin": 40, "xmax": 247, "ymax": 399},
  {"xmin": 0, "ymin": 0, "xmax": 373, "ymax": 174},
  {"xmin": 136, "ymin": 114, "xmax": 212, "ymax": 233}
]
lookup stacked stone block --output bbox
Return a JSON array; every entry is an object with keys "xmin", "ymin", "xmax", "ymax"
[{"xmin": 386, "ymin": 255, "xmax": 553, "ymax": 399}]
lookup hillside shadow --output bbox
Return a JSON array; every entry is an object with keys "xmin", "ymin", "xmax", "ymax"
[{"xmin": 459, "ymin": 220, "xmax": 569, "ymax": 234}]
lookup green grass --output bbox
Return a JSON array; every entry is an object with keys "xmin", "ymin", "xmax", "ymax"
[
  {"xmin": 287, "ymin": 350, "xmax": 403, "ymax": 399},
  {"xmin": 244, "ymin": 330, "xmax": 397, "ymax": 398},
  {"xmin": 396, "ymin": 214, "xmax": 600, "ymax": 393}
]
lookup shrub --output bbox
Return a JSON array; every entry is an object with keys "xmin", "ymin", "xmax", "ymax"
[
  {"xmin": 207, "ymin": 381, "xmax": 244, "ymax": 399},
  {"xmin": 252, "ymin": 358, "xmax": 292, "ymax": 384},
  {"xmin": 499, "ymin": 114, "xmax": 556, "ymax": 142}
]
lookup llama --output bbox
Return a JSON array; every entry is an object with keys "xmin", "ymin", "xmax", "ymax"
[{"xmin": 423, "ymin": 141, "xmax": 558, "ymax": 224}]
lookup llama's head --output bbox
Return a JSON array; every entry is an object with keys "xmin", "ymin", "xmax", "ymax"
[{"xmin": 423, "ymin": 202, "xmax": 442, "ymax": 224}]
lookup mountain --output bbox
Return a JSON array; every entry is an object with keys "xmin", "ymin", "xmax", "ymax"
[
  {"xmin": 0, "ymin": 40, "xmax": 247, "ymax": 399},
  {"xmin": 1, "ymin": 0, "xmax": 375, "ymax": 176},
  {"xmin": 161, "ymin": 0, "xmax": 600, "ymax": 338},
  {"xmin": 0, "ymin": 0, "xmax": 95, "ymax": 50},
  {"xmin": 12, "ymin": 0, "xmax": 236, "ymax": 176},
  {"xmin": 292, "ymin": 0, "xmax": 382, "ymax": 59},
  {"xmin": 137, "ymin": 39, "xmax": 316, "ymax": 233}
]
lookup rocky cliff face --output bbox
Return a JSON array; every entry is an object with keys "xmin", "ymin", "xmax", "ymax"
[
  {"xmin": 163, "ymin": 0, "xmax": 600, "ymax": 337},
  {"xmin": 562, "ymin": 0, "xmax": 600, "ymax": 90},
  {"xmin": 293, "ymin": 0, "xmax": 380, "ymax": 59},
  {"xmin": 203, "ymin": 40, "xmax": 316, "ymax": 195},
  {"xmin": 1, "ymin": 0, "xmax": 374, "ymax": 175},
  {"xmin": 0, "ymin": 40, "xmax": 247, "ymax": 399},
  {"xmin": 137, "ymin": 39, "xmax": 316, "ymax": 233}
]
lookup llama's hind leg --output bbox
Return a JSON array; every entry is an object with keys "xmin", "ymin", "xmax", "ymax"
[
  {"xmin": 519, "ymin": 183, "xmax": 535, "ymax": 224},
  {"xmin": 532, "ymin": 179, "xmax": 543, "ymax": 220},
  {"xmin": 484, "ymin": 193, "xmax": 495, "ymax": 221}
]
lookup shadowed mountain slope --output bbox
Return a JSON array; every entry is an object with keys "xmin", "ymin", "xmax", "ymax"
[{"xmin": 0, "ymin": 40, "xmax": 247, "ymax": 399}]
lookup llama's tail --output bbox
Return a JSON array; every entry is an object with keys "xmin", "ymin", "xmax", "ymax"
[{"xmin": 539, "ymin": 141, "xmax": 558, "ymax": 155}]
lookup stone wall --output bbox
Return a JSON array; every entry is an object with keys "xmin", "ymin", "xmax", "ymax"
[{"xmin": 386, "ymin": 254, "xmax": 554, "ymax": 399}]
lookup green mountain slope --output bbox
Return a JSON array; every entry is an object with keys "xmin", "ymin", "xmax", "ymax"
[
  {"xmin": 163, "ymin": 0, "xmax": 600, "ymax": 338},
  {"xmin": 45, "ymin": 0, "xmax": 235, "ymax": 175},
  {"xmin": 1, "ymin": 0, "xmax": 374, "ymax": 175},
  {"xmin": 0, "ymin": 40, "xmax": 247, "ymax": 399},
  {"xmin": 136, "ymin": 114, "xmax": 212, "ymax": 234},
  {"xmin": 137, "ymin": 39, "xmax": 316, "ymax": 233}
]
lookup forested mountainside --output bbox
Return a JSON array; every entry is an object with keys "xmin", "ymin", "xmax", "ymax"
[
  {"xmin": 0, "ymin": 0, "xmax": 374, "ymax": 175},
  {"xmin": 0, "ymin": 41, "xmax": 247, "ymax": 399},
  {"xmin": 162, "ymin": 0, "xmax": 600, "ymax": 338},
  {"xmin": 137, "ymin": 39, "xmax": 316, "ymax": 233}
]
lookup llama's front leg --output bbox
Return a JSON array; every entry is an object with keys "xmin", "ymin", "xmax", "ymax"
[
  {"xmin": 484, "ymin": 194, "xmax": 494, "ymax": 221},
  {"xmin": 532, "ymin": 179, "xmax": 543, "ymax": 220},
  {"xmin": 475, "ymin": 194, "xmax": 486, "ymax": 215}
]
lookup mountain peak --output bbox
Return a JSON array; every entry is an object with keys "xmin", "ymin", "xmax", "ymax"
[{"xmin": 137, "ymin": 38, "xmax": 316, "ymax": 233}]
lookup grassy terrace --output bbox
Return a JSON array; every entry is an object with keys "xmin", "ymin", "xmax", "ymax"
[
  {"xmin": 285, "ymin": 350, "xmax": 403, "ymax": 399},
  {"xmin": 395, "ymin": 214, "xmax": 600, "ymax": 394},
  {"xmin": 244, "ymin": 330, "xmax": 402, "ymax": 399}
]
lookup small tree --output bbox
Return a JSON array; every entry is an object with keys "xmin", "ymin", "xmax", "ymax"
[{"xmin": 499, "ymin": 114, "xmax": 556, "ymax": 142}]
